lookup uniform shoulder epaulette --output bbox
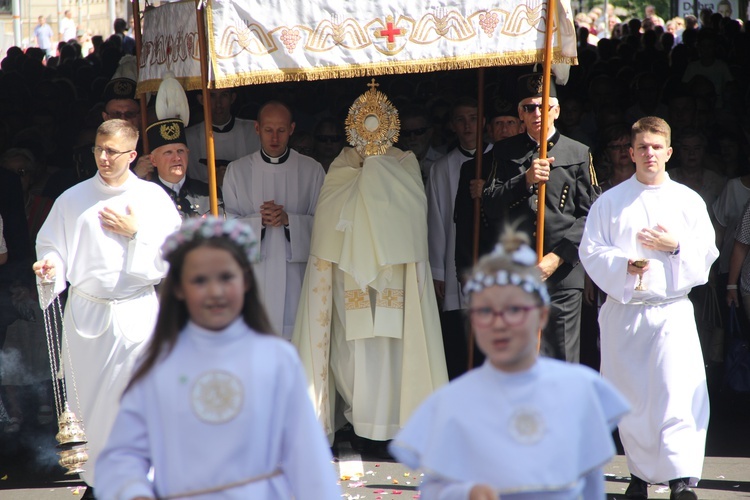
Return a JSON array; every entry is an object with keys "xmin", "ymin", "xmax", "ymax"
[{"xmin": 588, "ymin": 152, "xmax": 599, "ymax": 187}]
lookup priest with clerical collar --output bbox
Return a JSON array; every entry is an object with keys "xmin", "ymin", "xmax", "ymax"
[
  {"xmin": 146, "ymin": 118, "xmax": 219, "ymax": 219},
  {"xmin": 222, "ymin": 100, "xmax": 325, "ymax": 340}
]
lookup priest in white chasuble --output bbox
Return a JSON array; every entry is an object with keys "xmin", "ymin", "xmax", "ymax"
[
  {"xmin": 292, "ymin": 82, "xmax": 448, "ymax": 448},
  {"xmin": 223, "ymin": 101, "xmax": 325, "ymax": 340}
]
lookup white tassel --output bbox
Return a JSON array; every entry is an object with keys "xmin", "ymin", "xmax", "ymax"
[{"xmin": 155, "ymin": 71, "xmax": 190, "ymax": 126}]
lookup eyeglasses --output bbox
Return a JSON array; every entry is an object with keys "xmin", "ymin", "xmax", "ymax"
[
  {"xmin": 468, "ymin": 305, "xmax": 542, "ymax": 327},
  {"xmin": 106, "ymin": 111, "xmax": 139, "ymax": 120},
  {"xmin": 401, "ymin": 127, "xmax": 430, "ymax": 138},
  {"xmin": 92, "ymin": 146, "xmax": 134, "ymax": 159},
  {"xmin": 607, "ymin": 143, "xmax": 631, "ymax": 151},
  {"xmin": 521, "ymin": 104, "xmax": 556, "ymax": 113},
  {"xmin": 315, "ymin": 135, "xmax": 343, "ymax": 144}
]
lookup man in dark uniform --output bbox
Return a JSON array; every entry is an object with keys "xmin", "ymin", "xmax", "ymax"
[
  {"xmin": 146, "ymin": 118, "xmax": 221, "ymax": 219},
  {"xmin": 454, "ymin": 98, "xmax": 524, "ymax": 284},
  {"xmin": 473, "ymin": 74, "xmax": 599, "ymax": 363}
]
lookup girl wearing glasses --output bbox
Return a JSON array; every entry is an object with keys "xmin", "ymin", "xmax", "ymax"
[{"xmin": 389, "ymin": 228, "xmax": 629, "ymax": 500}]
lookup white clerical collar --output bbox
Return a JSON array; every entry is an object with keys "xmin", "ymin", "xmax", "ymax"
[
  {"xmin": 457, "ymin": 145, "xmax": 477, "ymax": 157},
  {"xmin": 260, "ymin": 148, "xmax": 291, "ymax": 164},
  {"xmin": 527, "ymin": 126, "xmax": 557, "ymax": 145},
  {"xmin": 160, "ymin": 175, "xmax": 186, "ymax": 194},
  {"xmin": 213, "ymin": 116, "xmax": 233, "ymax": 132}
]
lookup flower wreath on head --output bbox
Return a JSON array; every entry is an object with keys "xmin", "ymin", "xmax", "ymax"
[
  {"xmin": 463, "ymin": 243, "xmax": 551, "ymax": 305},
  {"xmin": 161, "ymin": 217, "xmax": 260, "ymax": 263}
]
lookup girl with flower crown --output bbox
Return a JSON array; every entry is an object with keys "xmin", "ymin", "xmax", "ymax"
[
  {"xmin": 389, "ymin": 228, "xmax": 630, "ymax": 499},
  {"xmin": 96, "ymin": 217, "xmax": 341, "ymax": 500}
]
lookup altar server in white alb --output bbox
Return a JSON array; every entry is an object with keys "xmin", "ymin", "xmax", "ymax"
[
  {"xmin": 426, "ymin": 96, "xmax": 491, "ymax": 379},
  {"xmin": 97, "ymin": 217, "xmax": 341, "ymax": 500},
  {"xmin": 33, "ymin": 119, "xmax": 181, "ymax": 494},
  {"xmin": 390, "ymin": 229, "xmax": 629, "ymax": 499},
  {"xmin": 580, "ymin": 117, "xmax": 718, "ymax": 500},
  {"xmin": 223, "ymin": 100, "xmax": 325, "ymax": 339}
]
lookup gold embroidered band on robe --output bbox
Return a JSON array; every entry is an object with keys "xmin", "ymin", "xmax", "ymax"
[{"xmin": 343, "ymin": 271, "xmax": 405, "ymax": 341}]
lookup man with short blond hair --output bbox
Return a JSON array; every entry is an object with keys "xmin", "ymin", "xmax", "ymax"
[
  {"xmin": 33, "ymin": 119, "xmax": 181, "ymax": 497},
  {"xmin": 580, "ymin": 116, "xmax": 717, "ymax": 500}
]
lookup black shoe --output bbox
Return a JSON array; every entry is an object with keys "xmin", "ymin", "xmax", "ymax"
[
  {"xmin": 366, "ymin": 439, "xmax": 393, "ymax": 460},
  {"xmin": 625, "ymin": 475, "xmax": 649, "ymax": 499},
  {"xmin": 670, "ymin": 479, "xmax": 698, "ymax": 500},
  {"xmin": 81, "ymin": 486, "xmax": 96, "ymax": 499}
]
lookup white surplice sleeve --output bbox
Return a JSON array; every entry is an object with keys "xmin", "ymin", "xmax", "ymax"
[
  {"xmin": 288, "ymin": 164, "xmax": 325, "ymax": 263},
  {"xmin": 96, "ymin": 382, "xmax": 155, "ymax": 500},
  {"xmin": 666, "ymin": 196, "xmax": 718, "ymax": 293},
  {"xmin": 223, "ymin": 160, "xmax": 264, "ymax": 241},
  {"xmin": 427, "ymin": 156, "xmax": 453, "ymax": 282},
  {"xmin": 579, "ymin": 199, "xmax": 637, "ymax": 303}
]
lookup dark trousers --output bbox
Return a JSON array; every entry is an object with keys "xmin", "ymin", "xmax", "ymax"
[
  {"xmin": 540, "ymin": 286, "xmax": 583, "ymax": 363},
  {"xmin": 439, "ymin": 309, "xmax": 469, "ymax": 380}
]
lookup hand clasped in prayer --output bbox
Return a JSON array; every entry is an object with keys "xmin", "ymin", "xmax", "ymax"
[{"xmin": 260, "ymin": 200, "xmax": 289, "ymax": 227}]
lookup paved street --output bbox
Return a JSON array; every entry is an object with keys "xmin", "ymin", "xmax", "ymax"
[{"xmin": 1, "ymin": 384, "xmax": 749, "ymax": 499}]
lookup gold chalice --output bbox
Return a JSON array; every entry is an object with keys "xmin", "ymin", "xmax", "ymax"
[{"xmin": 633, "ymin": 259, "xmax": 649, "ymax": 291}]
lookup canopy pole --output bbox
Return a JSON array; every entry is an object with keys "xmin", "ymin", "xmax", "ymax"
[
  {"xmin": 467, "ymin": 67, "xmax": 486, "ymax": 371},
  {"xmin": 196, "ymin": 0, "xmax": 219, "ymax": 216},
  {"xmin": 131, "ymin": 0, "xmax": 149, "ymax": 154},
  {"xmin": 536, "ymin": 0, "xmax": 557, "ymax": 350}
]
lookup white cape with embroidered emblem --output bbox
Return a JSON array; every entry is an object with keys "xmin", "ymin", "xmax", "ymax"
[
  {"xmin": 96, "ymin": 319, "xmax": 341, "ymax": 499},
  {"xmin": 390, "ymin": 359, "xmax": 629, "ymax": 498}
]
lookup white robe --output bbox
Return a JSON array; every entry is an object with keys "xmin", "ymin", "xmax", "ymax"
[
  {"xmin": 390, "ymin": 359, "xmax": 629, "ymax": 499},
  {"xmin": 292, "ymin": 147, "xmax": 448, "ymax": 441},
  {"xmin": 35, "ymin": 172, "xmax": 182, "ymax": 486},
  {"xmin": 185, "ymin": 117, "xmax": 261, "ymax": 183},
  {"xmin": 223, "ymin": 150, "xmax": 324, "ymax": 339},
  {"xmin": 579, "ymin": 174, "xmax": 719, "ymax": 485},
  {"xmin": 426, "ymin": 145, "xmax": 491, "ymax": 311},
  {"xmin": 96, "ymin": 319, "xmax": 341, "ymax": 500}
]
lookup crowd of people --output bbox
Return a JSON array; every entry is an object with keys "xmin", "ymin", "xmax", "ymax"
[{"xmin": 1, "ymin": 2, "xmax": 749, "ymax": 499}]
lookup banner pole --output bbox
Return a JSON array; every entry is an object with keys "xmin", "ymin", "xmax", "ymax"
[
  {"xmin": 196, "ymin": 0, "xmax": 219, "ymax": 216},
  {"xmin": 467, "ymin": 67, "xmax": 486, "ymax": 370},
  {"xmin": 536, "ymin": 0, "xmax": 557, "ymax": 350},
  {"xmin": 132, "ymin": 0, "xmax": 149, "ymax": 154}
]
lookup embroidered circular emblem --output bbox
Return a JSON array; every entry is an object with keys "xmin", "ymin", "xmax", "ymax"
[
  {"xmin": 345, "ymin": 78, "xmax": 400, "ymax": 157},
  {"xmin": 191, "ymin": 370, "xmax": 244, "ymax": 424},
  {"xmin": 160, "ymin": 122, "xmax": 182, "ymax": 141},
  {"xmin": 508, "ymin": 406, "xmax": 545, "ymax": 444}
]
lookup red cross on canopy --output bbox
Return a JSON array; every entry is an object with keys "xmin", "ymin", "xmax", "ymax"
[{"xmin": 378, "ymin": 21, "xmax": 402, "ymax": 43}]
